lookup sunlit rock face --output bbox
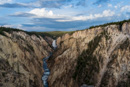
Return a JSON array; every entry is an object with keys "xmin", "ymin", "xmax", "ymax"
[
  {"xmin": 0, "ymin": 31, "xmax": 53, "ymax": 87},
  {"xmin": 48, "ymin": 22, "xmax": 130, "ymax": 87}
]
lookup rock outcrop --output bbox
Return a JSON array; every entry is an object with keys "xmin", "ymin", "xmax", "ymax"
[
  {"xmin": 0, "ymin": 30, "xmax": 53, "ymax": 87},
  {"xmin": 48, "ymin": 22, "xmax": 130, "ymax": 87}
]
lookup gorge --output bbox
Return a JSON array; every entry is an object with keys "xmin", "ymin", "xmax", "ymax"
[
  {"xmin": 42, "ymin": 40, "xmax": 57, "ymax": 87},
  {"xmin": 0, "ymin": 20, "xmax": 130, "ymax": 87}
]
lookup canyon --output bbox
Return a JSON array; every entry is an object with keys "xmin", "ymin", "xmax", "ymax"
[{"xmin": 0, "ymin": 20, "xmax": 130, "ymax": 87}]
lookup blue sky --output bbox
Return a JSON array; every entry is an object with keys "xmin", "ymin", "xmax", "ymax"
[{"xmin": 0, "ymin": 0, "xmax": 130, "ymax": 31}]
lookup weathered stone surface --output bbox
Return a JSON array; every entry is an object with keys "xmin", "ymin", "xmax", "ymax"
[
  {"xmin": 48, "ymin": 22, "xmax": 130, "ymax": 87},
  {"xmin": 0, "ymin": 31, "xmax": 53, "ymax": 87}
]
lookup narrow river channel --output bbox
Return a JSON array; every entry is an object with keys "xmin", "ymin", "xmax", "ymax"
[{"xmin": 42, "ymin": 40, "xmax": 57, "ymax": 87}]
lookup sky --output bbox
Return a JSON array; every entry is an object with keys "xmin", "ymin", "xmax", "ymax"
[{"xmin": 0, "ymin": 0, "xmax": 130, "ymax": 31}]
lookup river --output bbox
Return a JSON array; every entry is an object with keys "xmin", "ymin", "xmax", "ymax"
[{"xmin": 42, "ymin": 40, "xmax": 57, "ymax": 87}]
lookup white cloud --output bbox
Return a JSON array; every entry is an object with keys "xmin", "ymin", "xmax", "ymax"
[
  {"xmin": 57, "ymin": 10, "xmax": 115, "ymax": 22},
  {"xmin": 28, "ymin": 8, "xmax": 68, "ymax": 19},
  {"xmin": 12, "ymin": 8, "xmax": 65, "ymax": 19},
  {"xmin": 0, "ymin": 0, "xmax": 12, "ymax": 4},
  {"xmin": 12, "ymin": 8, "xmax": 115, "ymax": 22},
  {"xmin": 102, "ymin": 10, "xmax": 115, "ymax": 17},
  {"xmin": 28, "ymin": 8, "xmax": 66, "ymax": 19},
  {"xmin": 3, "ymin": 24, "xmax": 22, "ymax": 29},
  {"xmin": 114, "ymin": 6, "xmax": 118, "ymax": 9},
  {"xmin": 108, "ymin": 4, "xmax": 112, "ymax": 7},
  {"xmin": 121, "ymin": 5, "xmax": 130, "ymax": 12},
  {"xmin": 28, "ymin": 9, "xmax": 115, "ymax": 22},
  {"xmin": 63, "ymin": 5, "xmax": 72, "ymax": 8},
  {"xmin": 3, "ymin": 24, "xmax": 13, "ymax": 28},
  {"xmin": 29, "ymin": 8, "xmax": 54, "ymax": 17},
  {"xmin": 98, "ymin": 4, "xmax": 102, "ymax": 8}
]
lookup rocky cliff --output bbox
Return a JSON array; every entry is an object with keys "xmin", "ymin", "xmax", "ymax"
[
  {"xmin": 48, "ymin": 22, "xmax": 130, "ymax": 87},
  {"xmin": 0, "ymin": 29, "xmax": 53, "ymax": 87}
]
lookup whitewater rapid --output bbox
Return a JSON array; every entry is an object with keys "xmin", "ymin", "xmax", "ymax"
[{"xmin": 42, "ymin": 40, "xmax": 57, "ymax": 87}]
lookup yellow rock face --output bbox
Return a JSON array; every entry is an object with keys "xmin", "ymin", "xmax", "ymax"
[
  {"xmin": 0, "ymin": 31, "xmax": 53, "ymax": 87},
  {"xmin": 48, "ymin": 22, "xmax": 130, "ymax": 87}
]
